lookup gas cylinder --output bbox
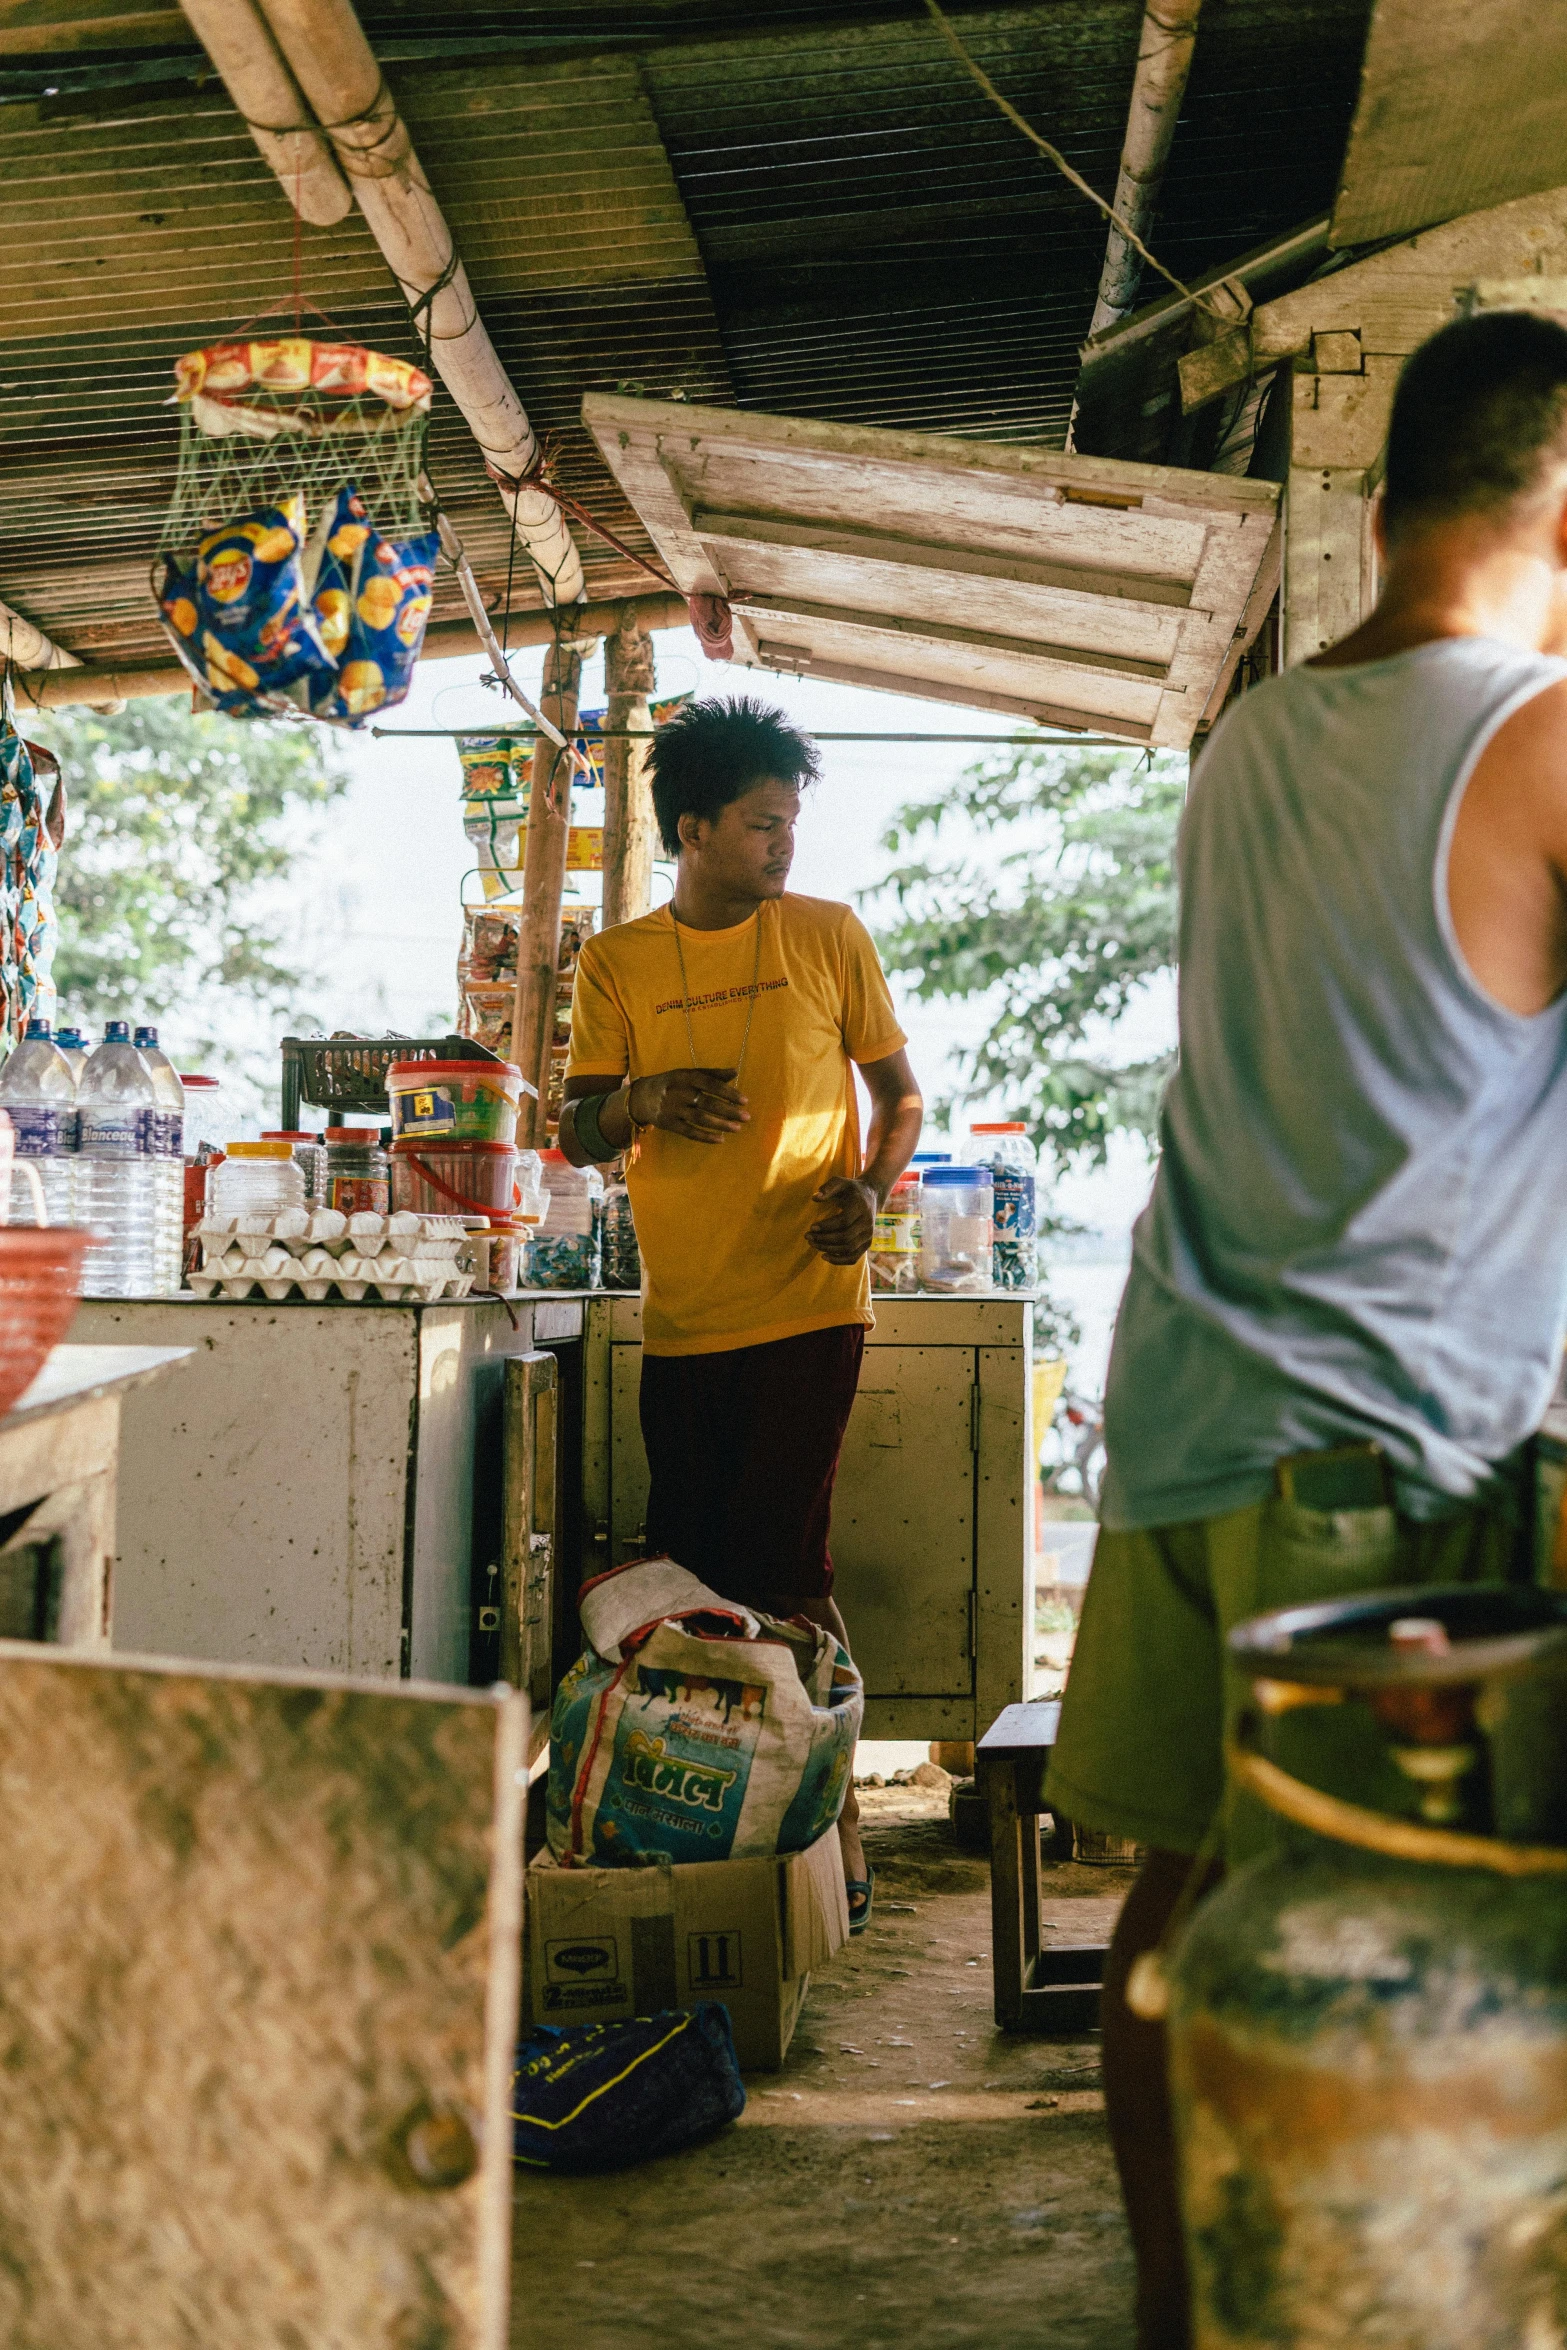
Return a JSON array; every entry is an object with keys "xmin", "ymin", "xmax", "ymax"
[{"xmin": 1167, "ymin": 1584, "xmax": 1567, "ymax": 2349}]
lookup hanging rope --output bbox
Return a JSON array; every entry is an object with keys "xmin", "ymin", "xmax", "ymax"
[
  {"xmin": 921, "ymin": 0, "xmax": 1225, "ymax": 322},
  {"xmin": 484, "ymin": 453, "xmax": 676, "ymax": 593}
]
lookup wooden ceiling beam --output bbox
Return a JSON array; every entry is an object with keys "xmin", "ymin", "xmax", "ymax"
[
  {"xmin": 747, "ymin": 647, "xmax": 1156, "ymax": 741},
  {"xmin": 728, "ymin": 589, "xmax": 1170, "ymax": 683},
  {"xmin": 13, "ymin": 591, "xmax": 689, "ymax": 709},
  {"xmin": 692, "ymin": 506, "xmax": 1194, "ymax": 612}
]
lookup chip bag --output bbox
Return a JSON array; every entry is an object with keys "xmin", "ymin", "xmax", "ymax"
[
  {"xmin": 548, "ymin": 1557, "xmax": 863, "ymax": 1868},
  {"xmin": 308, "ymin": 484, "xmax": 438, "ymax": 724},
  {"xmin": 158, "ymin": 493, "xmax": 334, "ymax": 714}
]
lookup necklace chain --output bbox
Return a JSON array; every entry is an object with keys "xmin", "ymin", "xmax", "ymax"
[{"xmin": 672, "ymin": 905, "xmax": 764, "ymax": 1081}]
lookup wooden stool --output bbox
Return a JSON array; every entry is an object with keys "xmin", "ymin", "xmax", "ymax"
[{"xmin": 977, "ymin": 1700, "xmax": 1108, "ymax": 2033}]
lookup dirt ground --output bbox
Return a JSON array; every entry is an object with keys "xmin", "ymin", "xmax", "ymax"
[{"xmin": 513, "ymin": 1786, "xmax": 1137, "ymax": 2350}]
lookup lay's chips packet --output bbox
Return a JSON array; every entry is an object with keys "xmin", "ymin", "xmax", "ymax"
[
  {"xmin": 306, "ymin": 484, "xmax": 437, "ymax": 725},
  {"xmin": 155, "ymin": 481, "xmax": 437, "ymax": 724},
  {"xmin": 158, "ymin": 493, "xmax": 334, "ymax": 715}
]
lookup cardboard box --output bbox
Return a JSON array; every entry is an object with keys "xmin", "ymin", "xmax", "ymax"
[{"xmin": 525, "ymin": 1825, "xmax": 849, "ymax": 2070}]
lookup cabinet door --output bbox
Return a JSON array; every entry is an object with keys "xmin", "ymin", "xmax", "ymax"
[
  {"xmin": 0, "ymin": 1644, "xmax": 524, "ymax": 2350},
  {"xmin": 610, "ymin": 1340, "xmax": 651, "ymax": 1561},
  {"xmin": 830, "ymin": 1346, "xmax": 976, "ymax": 1697},
  {"xmin": 501, "ymin": 1350, "xmax": 558, "ymax": 1738}
]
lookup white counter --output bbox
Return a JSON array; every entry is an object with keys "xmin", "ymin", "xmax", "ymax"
[{"xmin": 69, "ymin": 1295, "xmax": 583, "ymax": 1683}]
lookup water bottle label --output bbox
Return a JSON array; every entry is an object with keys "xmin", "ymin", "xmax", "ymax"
[
  {"xmin": 142, "ymin": 1109, "xmax": 185, "ymax": 1158},
  {"xmin": 7, "ymin": 1105, "xmax": 64, "ymax": 1157},
  {"xmin": 992, "ymin": 1170, "xmax": 1036, "ymax": 1240},
  {"xmin": 79, "ymin": 1106, "xmax": 148, "ymax": 1157}
]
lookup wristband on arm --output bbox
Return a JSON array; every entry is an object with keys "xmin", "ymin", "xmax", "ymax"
[{"xmin": 572, "ymin": 1090, "xmax": 617, "ymax": 1164}]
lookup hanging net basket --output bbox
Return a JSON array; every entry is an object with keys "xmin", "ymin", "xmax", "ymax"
[{"xmin": 153, "ymin": 338, "xmax": 440, "ymax": 727}]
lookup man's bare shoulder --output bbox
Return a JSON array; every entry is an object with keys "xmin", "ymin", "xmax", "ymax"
[{"xmin": 1486, "ymin": 672, "xmax": 1567, "ymax": 761}]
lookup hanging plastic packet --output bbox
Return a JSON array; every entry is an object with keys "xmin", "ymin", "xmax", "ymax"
[
  {"xmin": 157, "ymin": 491, "xmax": 335, "ymax": 714},
  {"xmin": 308, "ymin": 484, "xmax": 438, "ymax": 723}
]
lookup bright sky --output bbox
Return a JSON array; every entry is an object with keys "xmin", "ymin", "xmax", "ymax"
[{"xmin": 271, "ymin": 624, "xmax": 1165, "ymax": 1376}]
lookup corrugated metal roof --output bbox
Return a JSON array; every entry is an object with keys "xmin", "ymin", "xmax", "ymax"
[
  {"xmin": 0, "ymin": 0, "xmax": 1376, "ymax": 669},
  {"xmin": 0, "ymin": 50, "xmax": 732, "ymax": 663}
]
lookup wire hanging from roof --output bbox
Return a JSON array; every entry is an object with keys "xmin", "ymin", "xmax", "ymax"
[{"xmin": 921, "ymin": 0, "xmax": 1224, "ymax": 322}]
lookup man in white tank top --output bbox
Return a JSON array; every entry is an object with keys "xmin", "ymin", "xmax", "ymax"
[{"xmin": 1043, "ymin": 311, "xmax": 1567, "ymax": 2345}]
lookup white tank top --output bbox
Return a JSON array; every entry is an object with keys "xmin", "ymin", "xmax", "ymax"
[{"xmin": 1103, "ymin": 636, "xmax": 1567, "ymax": 1529}]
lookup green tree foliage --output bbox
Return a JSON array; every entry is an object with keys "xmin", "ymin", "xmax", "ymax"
[
  {"xmin": 31, "ymin": 698, "xmax": 348, "ymax": 1035},
  {"xmin": 867, "ymin": 744, "xmax": 1183, "ymax": 1169}
]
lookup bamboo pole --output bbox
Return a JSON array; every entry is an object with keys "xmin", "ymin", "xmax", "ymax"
[
  {"xmin": 239, "ymin": 0, "xmax": 584, "ymax": 604},
  {"xmin": 1087, "ymin": 0, "xmax": 1204, "ymax": 335},
  {"xmin": 600, "ymin": 611, "xmax": 658, "ymax": 930},
  {"xmin": 1, "ymin": 601, "xmax": 79, "ymax": 675},
  {"xmin": 512, "ymin": 635, "xmax": 585, "ymax": 1147},
  {"xmin": 14, "ymin": 594, "xmax": 689, "ymax": 711},
  {"xmin": 176, "ymin": 0, "xmax": 351, "ymax": 227}
]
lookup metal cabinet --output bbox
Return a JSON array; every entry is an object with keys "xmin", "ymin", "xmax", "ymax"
[
  {"xmin": 582, "ymin": 1294, "xmax": 1033, "ymax": 1739},
  {"xmin": 71, "ymin": 1295, "xmax": 583, "ymax": 1698}
]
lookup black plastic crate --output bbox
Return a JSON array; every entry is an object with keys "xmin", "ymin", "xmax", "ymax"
[{"xmin": 280, "ymin": 1033, "xmax": 501, "ymax": 1129}]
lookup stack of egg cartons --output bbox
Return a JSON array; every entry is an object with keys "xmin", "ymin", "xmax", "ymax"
[{"xmin": 189, "ymin": 1208, "xmax": 475, "ymax": 1302}]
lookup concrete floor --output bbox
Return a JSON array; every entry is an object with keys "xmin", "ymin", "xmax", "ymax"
[{"xmin": 513, "ymin": 1786, "xmax": 1137, "ymax": 2350}]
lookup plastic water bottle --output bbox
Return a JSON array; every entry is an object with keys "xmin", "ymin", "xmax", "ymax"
[
  {"xmin": 55, "ymin": 1025, "xmax": 90, "ymax": 1089},
  {"xmin": 135, "ymin": 1024, "xmax": 187, "ymax": 1292},
  {"xmin": 0, "ymin": 1017, "xmax": 78, "ymax": 1226},
  {"xmin": 133, "ymin": 1026, "xmax": 185, "ymax": 1158},
  {"xmin": 78, "ymin": 1021, "xmax": 160, "ymax": 1296}
]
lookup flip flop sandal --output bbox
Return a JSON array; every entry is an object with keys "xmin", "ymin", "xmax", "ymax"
[{"xmin": 846, "ymin": 1868, "xmax": 875, "ymax": 1936}]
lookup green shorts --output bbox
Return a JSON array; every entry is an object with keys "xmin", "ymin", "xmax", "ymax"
[{"xmin": 1042, "ymin": 1494, "xmax": 1522, "ymax": 1865}]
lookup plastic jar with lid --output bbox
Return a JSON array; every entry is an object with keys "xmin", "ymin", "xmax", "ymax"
[
  {"xmin": 262, "ymin": 1129, "xmax": 328, "ymax": 1204},
  {"xmin": 208, "ymin": 1140, "xmax": 305, "ymax": 1219},
  {"xmin": 523, "ymin": 1150, "xmax": 603, "ymax": 1289},
  {"xmin": 870, "ymin": 1168, "xmax": 921, "ymax": 1293},
  {"xmin": 918, "ymin": 1164, "xmax": 994, "ymax": 1293},
  {"xmin": 963, "ymin": 1121, "xmax": 1039, "ymax": 1291},
  {"xmin": 323, "ymin": 1127, "xmax": 389, "ymax": 1216}
]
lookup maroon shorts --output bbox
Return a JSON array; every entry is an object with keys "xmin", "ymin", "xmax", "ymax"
[{"xmin": 638, "ymin": 1323, "xmax": 866, "ymax": 1611}]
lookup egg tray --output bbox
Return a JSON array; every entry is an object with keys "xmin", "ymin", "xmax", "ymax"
[{"xmin": 191, "ymin": 1209, "xmax": 474, "ymax": 1304}]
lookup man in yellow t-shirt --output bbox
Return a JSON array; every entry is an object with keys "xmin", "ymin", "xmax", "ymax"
[{"xmin": 560, "ymin": 695, "xmax": 923, "ymax": 1923}]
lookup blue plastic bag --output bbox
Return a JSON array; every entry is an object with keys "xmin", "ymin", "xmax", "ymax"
[{"xmin": 513, "ymin": 2004, "xmax": 745, "ymax": 2172}]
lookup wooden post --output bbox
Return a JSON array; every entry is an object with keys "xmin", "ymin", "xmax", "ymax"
[
  {"xmin": 1281, "ymin": 362, "xmax": 1394, "ymax": 666},
  {"xmin": 511, "ymin": 634, "xmax": 584, "ymax": 1146},
  {"xmin": 601, "ymin": 611, "xmax": 658, "ymax": 930}
]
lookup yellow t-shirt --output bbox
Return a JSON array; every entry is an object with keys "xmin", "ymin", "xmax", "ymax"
[{"xmin": 567, "ymin": 894, "xmax": 906, "ymax": 1354}]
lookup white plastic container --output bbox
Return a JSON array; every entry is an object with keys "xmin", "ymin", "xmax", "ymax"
[
  {"xmin": 524, "ymin": 1150, "xmax": 603, "ymax": 1288},
  {"xmin": 917, "ymin": 1164, "xmax": 994, "ymax": 1293},
  {"xmin": 180, "ymin": 1074, "xmax": 224, "ymax": 1156},
  {"xmin": 963, "ymin": 1120, "xmax": 1039, "ymax": 1292},
  {"xmin": 870, "ymin": 1168, "xmax": 920, "ymax": 1294},
  {"xmin": 208, "ymin": 1141, "xmax": 306, "ymax": 1220}
]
